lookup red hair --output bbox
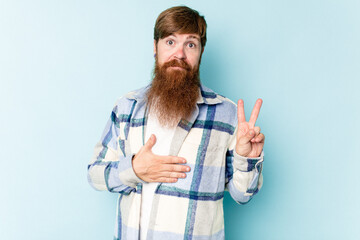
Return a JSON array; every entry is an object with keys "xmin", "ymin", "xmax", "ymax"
[{"xmin": 154, "ymin": 6, "xmax": 207, "ymax": 48}]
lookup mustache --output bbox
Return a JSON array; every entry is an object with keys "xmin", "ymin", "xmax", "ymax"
[{"xmin": 162, "ymin": 59, "xmax": 191, "ymax": 71}]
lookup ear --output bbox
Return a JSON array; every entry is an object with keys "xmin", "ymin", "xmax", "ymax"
[{"xmin": 153, "ymin": 40, "xmax": 157, "ymax": 55}]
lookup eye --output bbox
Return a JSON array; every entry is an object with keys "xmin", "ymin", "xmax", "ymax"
[
  {"xmin": 188, "ymin": 42, "xmax": 195, "ymax": 48},
  {"xmin": 167, "ymin": 40, "xmax": 174, "ymax": 46}
]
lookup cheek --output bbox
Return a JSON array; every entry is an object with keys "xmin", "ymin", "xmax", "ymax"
[
  {"xmin": 158, "ymin": 51, "xmax": 173, "ymax": 63},
  {"xmin": 189, "ymin": 54, "xmax": 201, "ymax": 66},
  {"xmin": 156, "ymin": 53, "xmax": 168, "ymax": 65}
]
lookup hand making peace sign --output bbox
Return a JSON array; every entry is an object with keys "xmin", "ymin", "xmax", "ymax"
[{"xmin": 235, "ymin": 99, "xmax": 265, "ymax": 158}]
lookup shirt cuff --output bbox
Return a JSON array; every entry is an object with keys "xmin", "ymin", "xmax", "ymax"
[
  {"xmin": 233, "ymin": 150, "xmax": 264, "ymax": 172},
  {"xmin": 118, "ymin": 154, "xmax": 145, "ymax": 188}
]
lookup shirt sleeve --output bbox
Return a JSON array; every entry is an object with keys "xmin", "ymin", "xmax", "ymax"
[
  {"xmin": 87, "ymin": 104, "xmax": 144, "ymax": 195},
  {"xmin": 225, "ymin": 127, "xmax": 264, "ymax": 204}
]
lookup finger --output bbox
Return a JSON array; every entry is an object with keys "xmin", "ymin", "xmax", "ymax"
[
  {"xmin": 144, "ymin": 134, "xmax": 156, "ymax": 150},
  {"xmin": 249, "ymin": 127, "xmax": 260, "ymax": 142},
  {"xmin": 160, "ymin": 164, "xmax": 190, "ymax": 173},
  {"xmin": 237, "ymin": 99, "xmax": 246, "ymax": 124},
  {"xmin": 157, "ymin": 177, "xmax": 178, "ymax": 183},
  {"xmin": 256, "ymin": 133, "xmax": 265, "ymax": 142},
  {"xmin": 164, "ymin": 172, "xmax": 187, "ymax": 179},
  {"xmin": 251, "ymin": 133, "xmax": 265, "ymax": 143},
  {"xmin": 253, "ymin": 126, "xmax": 261, "ymax": 135},
  {"xmin": 158, "ymin": 155, "xmax": 187, "ymax": 164},
  {"xmin": 249, "ymin": 99, "xmax": 263, "ymax": 128},
  {"xmin": 238, "ymin": 129, "xmax": 256, "ymax": 145}
]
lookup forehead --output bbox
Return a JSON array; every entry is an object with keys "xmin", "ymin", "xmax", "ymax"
[{"xmin": 163, "ymin": 33, "xmax": 200, "ymax": 42}]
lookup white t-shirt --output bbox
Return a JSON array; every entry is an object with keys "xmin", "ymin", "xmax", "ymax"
[{"xmin": 140, "ymin": 111, "xmax": 177, "ymax": 240}]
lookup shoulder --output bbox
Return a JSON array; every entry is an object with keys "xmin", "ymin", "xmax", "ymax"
[
  {"xmin": 201, "ymin": 84, "xmax": 237, "ymax": 114},
  {"xmin": 200, "ymin": 84, "xmax": 238, "ymax": 128},
  {"xmin": 112, "ymin": 85, "xmax": 149, "ymax": 115}
]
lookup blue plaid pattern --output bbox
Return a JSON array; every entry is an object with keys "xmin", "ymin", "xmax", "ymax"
[{"xmin": 88, "ymin": 84, "xmax": 264, "ymax": 240}]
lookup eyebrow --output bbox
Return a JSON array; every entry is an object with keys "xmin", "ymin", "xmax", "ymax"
[
  {"xmin": 186, "ymin": 35, "xmax": 200, "ymax": 42},
  {"xmin": 167, "ymin": 34, "xmax": 200, "ymax": 42}
]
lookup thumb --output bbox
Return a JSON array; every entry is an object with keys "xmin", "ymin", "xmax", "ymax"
[
  {"xmin": 144, "ymin": 134, "xmax": 156, "ymax": 150},
  {"xmin": 238, "ymin": 129, "xmax": 255, "ymax": 145}
]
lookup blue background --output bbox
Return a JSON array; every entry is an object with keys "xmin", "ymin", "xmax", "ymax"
[{"xmin": 1, "ymin": 0, "xmax": 359, "ymax": 239}]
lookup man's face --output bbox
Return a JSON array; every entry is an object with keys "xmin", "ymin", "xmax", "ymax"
[
  {"xmin": 154, "ymin": 33, "xmax": 202, "ymax": 71},
  {"xmin": 147, "ymin": 33, "xmax": 203, "ymax": 127}
]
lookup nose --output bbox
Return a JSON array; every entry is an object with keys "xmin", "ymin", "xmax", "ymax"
[{"xmin": 174, "ymin": 46, "xmax": 186, "ymax": 60}]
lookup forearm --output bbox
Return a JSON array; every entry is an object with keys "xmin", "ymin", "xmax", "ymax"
[
  {"xmin": 87, "ymin": 110, "xmax": 143, "ymax": 195},
  {"xmin": 226, "ymin": 150, "xmax": 264, "ymax": 204},
  {"xmin": 87, "ymin": 144, "xmax": 142, "ymax": 194}
]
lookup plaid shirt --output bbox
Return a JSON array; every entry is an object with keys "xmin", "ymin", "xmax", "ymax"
[{"xmin": 88, "ymin": 84, "xmax": 264, "ymax": 240}]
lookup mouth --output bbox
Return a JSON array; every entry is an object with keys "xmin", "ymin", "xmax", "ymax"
[{"xmin": 168, "ymin": 66, "xmax": 185, "ymax": 70}]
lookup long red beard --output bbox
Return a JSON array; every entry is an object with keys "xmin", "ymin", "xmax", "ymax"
[{"xmin": 146, "ymin": 59, "xmax": 200, "ymax": 127}]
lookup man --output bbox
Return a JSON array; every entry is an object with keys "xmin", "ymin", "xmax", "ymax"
[{"xmin": 88, "ymin": 6, "xmax": 265, "ymax": 240}]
